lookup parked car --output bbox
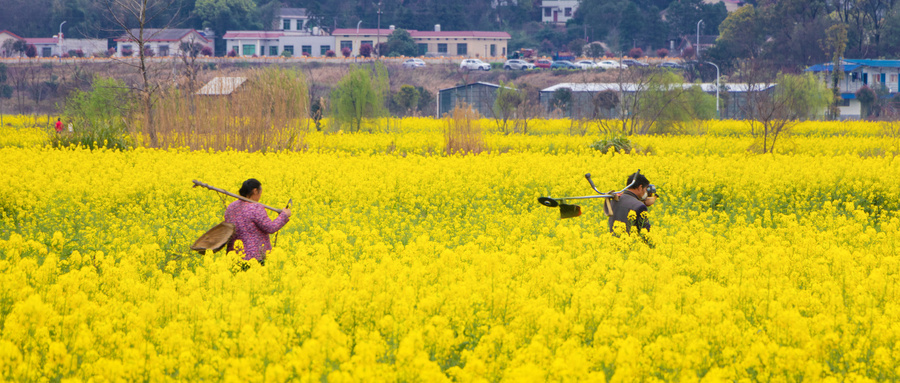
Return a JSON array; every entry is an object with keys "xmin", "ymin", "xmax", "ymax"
[
  {"xmin": 658, "ymin": 61, "xmax": 685, "ymax": 69},
  {"xmin": 534, "ymin": 59, "xmax": 553, "ymax": 69},
  {"xmin": 550, "ymin": 60, "xmax": 579, "ymax": 70},
  {"xmin": 460, "ymin": 59, "xmax": 491, "ymax": 71},
  {"xmin": 503, "ymin": 59, "xmax": 535, "ymax": 70},
  {"xmin": 402, "ymin": 58, "xmax": 426, "ymax": 69},
  {"xmin": 596, "ymin": 60, "xmax": 627, "ymax": 69},
  {"xmin": 621, "ymin": 59, "xmax": 649, "ymax": 67},
  {"xmin": 574, "ymin": 60, "xmax": 598, "ymax": 69}
]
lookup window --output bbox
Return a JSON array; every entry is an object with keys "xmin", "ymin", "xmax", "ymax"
[
  {"xmin": 340, "ymin": 40, "xmax": 352, "ymax": 50},
  {"xmin": 457, "ymin": 43, "xmax": 467, "ymax": 55},
  {"xmin": 42, "ymin": 47, "xmax": 52, "ymax": 57},
  {"xmin": 418, "ymin": 43, "xmax": 428, "ymax": 56},
  {"xmin": 490, "ymin": 44, "xmax": 496, "ymax": 56},
  {"xmin": 283, "ymin": 19, "xmax": 291, "ymax": 30},
  {"xmin": 544, "ymin": 7, "xmax": 551, "ymax": 17},
  {"xmin": 242, "ymin": 44, "xmax": 255, "ymax": 56},
  {"xmin": 321, "ymin": 45, "xmax": 330, "ymax": 55},
  {"xmin": 565, "ymin": 7, "xmax": 572, "ymax": 16},
  {"xmin": 232, "ymin": 46, "xmax": 239, "ymax": 54},
  {"xmin": 362, "ymin": 40, "xmax": 373, "ymax": 47},
  {"xmin": 438, "ymin": 43, "xmax": 447, "ymax": 53},
  {"xmin": 302, "ymin": 45, "xmax": 312, "ymax": 55},
  {"xmin": 270, "ymin": 46, "xmax": 278, "ymax": 56},
  {"xmin": 283, "ymin": 45, "xmax": 294, "ymax": 55},
  {"xmin": 840, "ymin": 98, "xmax": 851, "ymax": 107},
  {"xmin": 159, "ymin": 45, "xmax": 169, "ymax": 56}
]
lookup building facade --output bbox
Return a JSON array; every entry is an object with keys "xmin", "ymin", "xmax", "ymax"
[
  {"xmin": 223, "ymin": 7, "xmax": 333, "ymax": 57},
  {"xmin": 806, "ymin": 59, "xmax": 900, "ymax": 119},
  {"xmin": 115, "ymin": 29, "xmax": 212, "ymax": 57},
  {"xmin": 331, "ymin": 27, "xmax": 511, "ymax": 58},
  {"xmin": 541, "ymin": 0, "xmax": 579, "ymax": 24}
]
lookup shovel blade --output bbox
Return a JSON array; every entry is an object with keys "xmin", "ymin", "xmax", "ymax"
[{"xmin": 559, "ymin": 203, "xmax": 582, "ymax": 219}]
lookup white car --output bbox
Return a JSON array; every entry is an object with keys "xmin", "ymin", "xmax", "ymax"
[
  {"xmin": 402, "ymin": 58, "xmax": 426, "ymax": 69},
  {"xmin": 574, "ymin": 60, "xmax": 598, "ymax": 69},
  {"xmin": 460, "ymin": 59, "xmax": 491, "ymax": 71},
  {"xmin": 503, "ymin": 59, "xmax": 534, "ymax": 70},
  {"xmin": 596, "ymin": 60, "xmax": 628, "ymax": 69}
]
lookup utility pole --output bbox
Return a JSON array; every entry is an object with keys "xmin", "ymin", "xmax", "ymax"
[
  {"xmin": 374, "ymin": 1, "xmax": 383, "ymax": 57},
  {"xmin": 696, "ymin": 19, "xmax": 703, "ymax": 60}
]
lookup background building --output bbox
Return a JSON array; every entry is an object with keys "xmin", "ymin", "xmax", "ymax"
[
  {"xmin": 332, "ymin": 26, "xmax": 510, "ymax": 58},
  {"xmin": 115, "ymin": 29, "xmax": 211, "ymax": 57},
  {"xmin": 541, "ymin": 0, "xmax": 579, "ymax": 24}
]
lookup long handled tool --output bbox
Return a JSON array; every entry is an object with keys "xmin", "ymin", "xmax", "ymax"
[
  {"xmin": 192, "ymin": 180, "xmax": 284, "ymax": 213},
  {"xmin": 537, "ymin": 171, "xmax": 643, "ymax": 218}
]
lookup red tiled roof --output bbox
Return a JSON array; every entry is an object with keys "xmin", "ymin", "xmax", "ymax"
[
  {"xmin": 223, "ymin": 31, "xmax": 285, "ymax": 39},
  {"xmin": 0, "ymin": 30, "xmax": 24, "ymax": 40},
  {"xmin": 24, "ymin": 37, "xmax": 58, "ymax": 44},
  {"xmin": 115, "ymin": 29, "xmax": 209, "ymax": 43},
  {"xmin": 332, "ymin": 28, "xmax": 395, "ymax": 36},
  {"xmin": 332, "ymin": 28, "xmax": 511, "ymax": 39},
  {"xmin": 411, "ymin": 31, "xmax": 510, "ymax": 39}
]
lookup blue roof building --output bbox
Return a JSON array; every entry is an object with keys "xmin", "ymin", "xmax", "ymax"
[{"xmin": 806, "ymin": 59, "xmax": 900, "ymax": 118}]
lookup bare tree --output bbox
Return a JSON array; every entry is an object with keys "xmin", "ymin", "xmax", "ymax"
[
  {"xmin": 738, "ymin": 59, "xmax": 831, "ymax": 153},
  {"xmin": 104, "ymin": 0, "xmax": 182, "ymax": 147}
]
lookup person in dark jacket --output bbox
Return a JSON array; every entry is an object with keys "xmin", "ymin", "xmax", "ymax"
[{"xmin": 606, "ymin": 172, "xmax": 656, "ymax": 234}]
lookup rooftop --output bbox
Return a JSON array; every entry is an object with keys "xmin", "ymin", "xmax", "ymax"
[{"xmin": 197, "ymin": 77, "xmax": 248, "ymax": 96}]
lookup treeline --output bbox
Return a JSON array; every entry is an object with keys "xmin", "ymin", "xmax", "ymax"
[{"xmin": 3, "ymin": 0, "xmax": 900, "ymax": 74}]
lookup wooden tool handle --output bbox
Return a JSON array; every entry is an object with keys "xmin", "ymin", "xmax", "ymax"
[{"xmin": 192, "ymin": 180, "xmax": 283, "ymax": 213}]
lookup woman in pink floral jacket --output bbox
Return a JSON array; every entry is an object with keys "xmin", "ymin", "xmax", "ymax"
[{"xmin": 224, "ymin": 179, "xmax": 291, "ymax": 263}]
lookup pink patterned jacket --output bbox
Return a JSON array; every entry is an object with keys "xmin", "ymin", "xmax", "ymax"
[{"xmin": 224, "ymin": 200, "xmax": 289, "ymax": 261}]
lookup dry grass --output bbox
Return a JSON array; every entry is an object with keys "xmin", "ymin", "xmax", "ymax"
[
  {"xmin": 444, "ymin": 103, "xmax": 483, "ymax": 155},
  {"xmin": 152, "ymin": 67, "xmax": 309, "ymax": 151}
]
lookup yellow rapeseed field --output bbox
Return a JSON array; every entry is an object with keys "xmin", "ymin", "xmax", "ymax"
[{"xmin": 1, "ymin": 116, "xmax": 899, "ymax": 381}]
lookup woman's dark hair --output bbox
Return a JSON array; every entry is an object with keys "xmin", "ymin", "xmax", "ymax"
[
  {"xmin": 626, "ymin": 173, "xmax": 650, "ymax": 188},
  {"xmin": 239, "ymin": 178, "xmax": 261, "ymax": 197}
]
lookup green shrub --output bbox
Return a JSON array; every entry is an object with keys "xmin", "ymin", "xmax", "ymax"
[
  {"xmin": 59, "ymin": 76, "xmax": 135, "ymax": 150},
  {"xmin": 590, "ymin": 136, "xmax": 633, "ymax": 154}
]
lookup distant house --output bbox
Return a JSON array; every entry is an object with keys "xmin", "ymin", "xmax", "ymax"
[
  {"xmin": 806, "ymin": 59, "xmax": 900, "ymax": 118},
  {"xmin": 22, "ymin": 37, "xmax": 107, "ymax": 57},
  {"xmin": 666, "ymin": 35, "xmax": 718, "ymax": 58},
  {"xmin": 0, "ymin": 30, "xmax": 24, "ymax": 57},
  {"xmin": 541, "ymin": 0, "xmax": 578, "ymax": 24},
  {"xmin": 332, "ymin": 27, "xmax": 511, "ymax": 57},
  {"xmin": 196, "ymin": 77, "xmax": 248, "ymax": 96},
  {"xmin": 703, "ymin": 0, "xmax": 743, "ymax": 12},
  {"xmin": 438, "ymin": 82, "xmax": 518, "ymax": 117},
  {"xmin": 539, "ymin": 82, "xmax": 775, "ymax": 120},
  {"xmin": 115, "ymin": 28, "xmax": 211, "ymax": 57},
  {"xmin": 24, "ymin": 38, "xmax": 59, "ymax": 57},
  {"xmin": 223, "ymin": 7, "xmax": 332, "ymax": 57}
]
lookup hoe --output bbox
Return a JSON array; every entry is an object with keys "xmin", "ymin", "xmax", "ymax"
[{"xmin": 537, "ymin": 170, "xmax": 654, "ymax": 219}]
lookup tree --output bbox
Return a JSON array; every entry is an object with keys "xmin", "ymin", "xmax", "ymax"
[
  {"xmin": 104, "ymin": 0, "xmax": 182, "ymax": 147},
  {"xmin": 0, "ymin": 63, "xmax": 11, "ymax": 125},
  {"xmin": 628, "ymin": 47, "xmax": 643, "ymax": 59},
  {"xmin": 195, "ymin": 0, "xmax": 261, "ymax": 55},
  {"xmin": 856, "ymin": 85, "xmax": 877, "ymax": 118},
  {"xmin": 25, "ymin": 44, "xmax": 37, "ymax": 58},
  {"xmin": 656, "ymin": 48, "xmax": 669, "ymax": 58},
  {"xmin": 568, "ymin": 39, "xmax": 586, "ymax": 57},
  {"xmin": 550, "ymin": 88, "xmax": 572, "ymax": 115},
  {"xmin": 742, "ymin": 69, "xmax": 832, "ymax": 153},
  {"xmin": 359, "ymin": 43, "xmax": 373, "ymax": 58},
  {"xmin": 384, "ymin": 29, "xmax": 417, "ymax": 57},
  {"xmin": 822, "ymin": 23, "xmax": 848, "ymax": 120},
  {"xmin": 394, "ymin": 85, "xmax": 420, "ymax": 116},
  {"xmin": 637, "ymin": 70, "xmax": 716, "ymax": 134},
  {"xmin": 61, "ymin": 76, "xmax": 135, "ymax": 149},
  {"xmin": 341, "ymin": 47, "xmax": 351, "ymax": 57},
  {"xmin": 330, "ymin": 63, "xmax": 389, "ymax": 132},
  {"xmin": 492, "ymin": 80, "xmax": 526, "ymax": 133}
]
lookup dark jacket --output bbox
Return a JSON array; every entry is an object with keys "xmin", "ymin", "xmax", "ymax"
[{"xmin": 606, "ymin": 190, "xmax": 650, "ymax": 233}]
